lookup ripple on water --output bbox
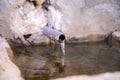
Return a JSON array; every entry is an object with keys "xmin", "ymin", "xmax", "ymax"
[{"xmin": 11, "ymin": 42, "xmax": 120, "ymax": 80}]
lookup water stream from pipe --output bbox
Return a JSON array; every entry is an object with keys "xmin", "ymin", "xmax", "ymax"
[
  {"xmin": 59, "ymin": 40, "xmax": 65, "ymax": 66},
  {"xmin": 60, "ymin": 40, "xmax": 65, "ymax": 56}
]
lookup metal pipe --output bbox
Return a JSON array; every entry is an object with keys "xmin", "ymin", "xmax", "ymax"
[
  {"xmin": 41, "ymin": 26, "xmax": 65, "ymax": 41},
  {"xmin": 42, "ymin": 26, "xmax": 66, "ymax": 56}
]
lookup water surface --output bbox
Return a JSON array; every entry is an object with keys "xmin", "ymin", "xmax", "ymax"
[{"xmin": 11, "ymin": 42, "xmax": 120, "ymax": 80}]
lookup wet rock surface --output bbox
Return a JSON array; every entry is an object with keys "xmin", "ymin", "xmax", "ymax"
[{"xmin": 106, "ymin": 31, "xmax": 120, "ymax": 47}]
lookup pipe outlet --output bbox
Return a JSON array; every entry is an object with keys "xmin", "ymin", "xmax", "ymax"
[{"xmin": 42, "ymin": 26, "xmax": 65, "ymax": 41}]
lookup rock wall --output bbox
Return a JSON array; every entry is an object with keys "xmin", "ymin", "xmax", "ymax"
[
  {"xmin": 0, "ymin": 0, "xmax": 13, "ymax": 39},
  {"xmin": 0, "ymin": 36, "xmax": 24, "ymax": 80},
  {"xmin": 51, "ymin": 72, "xmax": 120, "ymax": 80},
  {"xmin": 51, "ymin": 0, "xmax": 120, "ymax": 42},
  {"xmin": 0, "ymin": 0, "xmax": 120, "ymax": 44}
]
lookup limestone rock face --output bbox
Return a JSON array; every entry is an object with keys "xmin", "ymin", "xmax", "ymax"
[
  {"xmin": 23, "ymin": 2, "xmax": 35, "ymax": 15},
  {"xmin": 0, "ymin": 36, "xmax": 24, "ymax": 80},
  {"xmin": 0, "ymin": 0, "xmax": 13, "ymax": 39},
  {"xmin": 0, "ymin": 0, "xmax": 120, "ymax": 44},
  {"xmin": 10, "ymin": 2, "xmax": 48, "ymax": 45},
  {"xmin": 8, "ymin": 0, "xmax": 26, "ymax": 7},
  {"xmin": 51, "ymin": 0, "xmax": 120, "ymax": 42}
]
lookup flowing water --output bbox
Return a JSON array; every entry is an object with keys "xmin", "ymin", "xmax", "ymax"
[
  {"xmin": 60, "ymin": 40, "xmax": 65, "ymax": 57},
  {"xmin": 11, "ymin": 42, "xmax": 120, "ymax": 80}
]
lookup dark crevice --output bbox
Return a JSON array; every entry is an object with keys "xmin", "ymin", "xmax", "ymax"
[
  {"xmin": 26, "ymin": 0, "xmax": 38, "ymax": 7},
  {"xmin": 23, "ymin": 34, "xmax": 32, "ymax": 39},
  {"xmin": 42, "ymin": 0, "xmax": 51, "ymax": 11},
  {"xmin": 32, "ymin": 1, "xmax": 37, "ymax": 7}
]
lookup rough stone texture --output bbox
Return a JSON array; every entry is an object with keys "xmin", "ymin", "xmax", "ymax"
[
  {"xmin": 51, "ymin": 72, "xmax": 120, "ymax": 80},
  {"xmin": 51, "ymin": 0, "xmax": 120, "ymax": 42},
  {"xmin": 47, "ymin": 5, "xmax": 63, "ymax": 31},
  {"xmin": 23, "ymin": 1, "xmax": 35, "ymax": 15},
  {"xmin": 0, "ymin": 36, "xmax": 24, "ymax": 80},
  {"xmin": 8, "ymin": 0, "xmax": 26, "ymax": 7},
  {"xmin": 10, "ymin": 1, "xmax": 48, "ymax": 45},
  {"xmin": 106, "ymin": 31, "xmax": 120, "ymax": 47},
  {"xmin": 35, "ymin": 0, "xmax": 45, "ymax": 5},
  {"xmin": 0, "ymin": 0, "xmax": 14, "ymax": 39},
  {"xmin": 0, "ymin": 0, "xmax": 120, "ymax": 44}
]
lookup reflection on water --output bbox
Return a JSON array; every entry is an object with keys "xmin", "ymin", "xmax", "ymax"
[{"xmin": 11, "ymin": 42, "xmax": 120, "ymax": 80}]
